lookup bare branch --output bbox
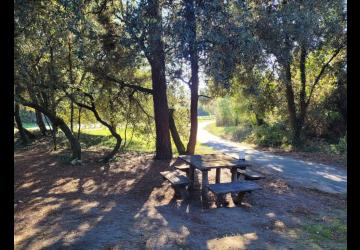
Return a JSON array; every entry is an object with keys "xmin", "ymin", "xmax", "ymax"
[
  {"xmin": 199, "ymin": 94, "xmax": 212, "ymax": 99},
  {"xmin": 306, "ymin": 44, "xmax": 345, "ymax": 108},
  {"xmin": 173, "ymin": 75, "xmax": 191, "ymax": 87},
  {"xmin": 95, "ymin": 71, "xmax": 154, "ymax": 95}
]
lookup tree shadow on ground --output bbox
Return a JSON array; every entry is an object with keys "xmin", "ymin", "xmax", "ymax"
[{"xmin": 14, "ymin": 146, "xmax": 346, "ymax": 249}]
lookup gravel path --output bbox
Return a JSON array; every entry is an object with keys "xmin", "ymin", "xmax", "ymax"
[{"xmin": 198, "ymin": 121, "xmax": 347, "ymax": 194}]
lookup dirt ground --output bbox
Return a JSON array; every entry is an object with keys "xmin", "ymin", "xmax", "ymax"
[{"xmin": 14, "ymin": 139, "xmax": 347, "ymax": 249}]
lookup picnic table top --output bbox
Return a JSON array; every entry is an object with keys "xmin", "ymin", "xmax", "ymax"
[{"xmin": 178, "ymin": 153, "xmax": 252, "ymax": 171}]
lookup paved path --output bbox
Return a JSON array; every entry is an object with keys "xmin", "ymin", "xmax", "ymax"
[{"xmin": 198, "ymin": 121, "xmax": 347, "ymax": 194}]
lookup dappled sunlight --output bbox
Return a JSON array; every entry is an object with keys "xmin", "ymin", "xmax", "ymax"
[
  {"xmin": 316, "ymin": 172, "xmax": 347, "ymax": 182},
  {"xmin": 266, "ymin": 212, "xmax": 276, "ymax": 218},
  {"xmin": 207, "ymin": 233, "xmax": 258, "ymax": 249},
  {"xmin": 132, "ymin": 187, "xmax": 194, "ymax": 248},
  {"xmin": 15, "ymin": 146, "xmax": 347, "ymax": 249},
  {"xmin": 69, "ymin": 200, "xmax": 99, "ymax": 214},
  {"xmin": 48, "ymin": 178, "xmax": 80, "ymax": 194},
  {"xmin": 145, "ymin": 225, "xmax": 190, "ymax": 249},
  {"xmin": 18, "ymin": 180, "xmax": 37, "ymax": 189},
  {"xmin": 81, "ymin": 178, "xmax": 98, "ymax": 194}
]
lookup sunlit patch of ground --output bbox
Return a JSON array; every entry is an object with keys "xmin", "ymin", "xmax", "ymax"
[{"xmin": 14, "ymin": 142, "xmax": 346, "ymax": 249}]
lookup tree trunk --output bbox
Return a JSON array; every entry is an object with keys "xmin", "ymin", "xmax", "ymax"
[
  {"xmin": 70, "ymin": 101, "xmax": 74, "ymax": 132},
  {"xmin": 169, "ymin": 109, "xmax": 186, "ymax": 154},
  {"xmin": 185, "ymin": 0, "xmax": 199, "ymax": 155},
  {"xmin": 91, "ymin": 105, "xmax": 122, "ymax": 162},
  {"xmin": 20, "ymin": 101, "xmax": 81, "ymax": 160},
  {"xmin": 14, "ymin": 103, "xmax": 29, "ymax": 145},
  {"xmin": 297, "ymin": 46, "xmax": 307, "ymax": 142},
  {"xmin": 68, "ymin": 36, "xmax": 75, "ymax": 133},
  {"xmin": 147, "ymin": 0, "xmax": 172, "ymax": 160},
  {"xmin": 68, "ymin": 95, "xmax": 122, "ymax": 162},
  {"xmin": 77, "ymin": 106, "xmax": 82, "ymax": 140},
  {"xmin": 283, "ymin": 62, "xmax": 301, "ymax": 146},
  {"xmin": 35, "ymin": 110, "xmax": 47, "ymax": 135},
  {"xmin": 55, "ymin": 118, "xmax": 81, "ymax": 159}
]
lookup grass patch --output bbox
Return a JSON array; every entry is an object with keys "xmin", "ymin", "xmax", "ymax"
[
  {"xmin": 205, "ymin": 122, "xmax": 252, "ymax": 142},
  {"xmin": 302, "ymin": 216, "xmax": 346, "ymax": 249},
  {"xmin": 80, "ymin": 128, "xmax": 155, "ymax": 152},
  {"xmin": 15, "ymin": 124, "xmax": 215, "ymax": 156},
  {"xmin": 195, "ymin": 142, "xmax": 216, "ymax": 154},
  {"xmin": 22, "ymin": 122, "xmax": 38, "ymax": 129},
  {"xmin": 198, "ymin": 115, "xmax": 215, "ymax": 121},
  {"xmin": 206, "ymin": 122, "xmax": 346, "ymax": 165}
]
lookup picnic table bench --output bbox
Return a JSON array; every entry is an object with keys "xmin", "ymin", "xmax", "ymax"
[
  {"xmin": 178, "ymin": 153, "xmax": 253, "ymax": 207},
  {"xmin": 174, "ymin": 164, "xmax": 190, "ymax": 176},
  {"xmin": 160, "ymin": 170, "xmax": 190, "ymax": 200},
  {"xmin": 207, "ymin": 181, "xmax": 261, "ymax": 207},
  {"xmin": 237, "ymin": 169, "xmax": 265, "ymax": 180}
]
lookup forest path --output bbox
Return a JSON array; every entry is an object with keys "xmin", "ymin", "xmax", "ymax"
[{"xmin": 198, "ymin": 120, "xmax": 347, "ymax": 194}]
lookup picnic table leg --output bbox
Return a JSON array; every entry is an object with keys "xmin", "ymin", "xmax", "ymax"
[
  {"xmin": 215, "ymin": 168, "xmax": 221, "ymax": 183},
  {"xmin": 231, "ymin": 168, "xmax": 238, "ymax": 182},
  {"xmin": 201, "ymin": 170, "xmax": 209, "ymax": 208},
  {"xmin": 188, "ymin": 165, "xmax": 195, "ymax": 191}
]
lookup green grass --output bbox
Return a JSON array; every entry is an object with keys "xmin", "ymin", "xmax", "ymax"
[
  {"xmin": 206, "ymin": 122, "xmax": 346, "ymax": 158},
  {"xmin": 195, "ymin": 142, "xmax": 215, "ymax": 154},
  {"xmin": 205, "ymin": 122, "xmax": 252, "ymax": 142},
  {"xmin": 23, "ymin": 123, "xmax": 39, "ymax": 129},
  {"xmin": 16, "ymin": 122, "xmax": 216, "ymax": 155},
  {"xmin": 302, "ymin": 216, "xmax": 347, "ymax": 249},
  {"xmin": 74, "ymin": 127, "xmax": 215, "ymax": 155},
  {"xmin": 80, "ymin": 127, "xmax": 155, "ymax": 152},
  {"xmin": 198, "ymin": 115, "xmax": 215, "ymax": 121}
]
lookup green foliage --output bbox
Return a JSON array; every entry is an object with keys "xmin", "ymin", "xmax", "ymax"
[
  {"xmin": 206, "ymin": 122, "xmax": 252, "ymax": 143},
  {"xmin": 303, "ymin": 217, "xmax": 347, "ymax": 247},
  {"xmin": 19, "ymin": 109, "xmax": 36, "ymax": 123},
  {"xmin": 215, "ymin": 97, "xmax": 236, "ymax": 126},
  {"xmin": 14, "ymin": 0, "xmax": 346, "ymax": 159},
  {"xmin": 247, "ymin": 123, "xmax": 290, "ymax": 148}
]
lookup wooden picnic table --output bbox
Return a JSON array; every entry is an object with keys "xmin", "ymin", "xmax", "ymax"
[{"xmin": 178, "ymin": 153, "xmax": 253, "ymax": 206}]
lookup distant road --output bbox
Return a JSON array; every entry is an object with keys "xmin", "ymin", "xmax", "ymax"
[{"xmin": 198, "ymin": 120, "xmax": 347, "ymax": 194}]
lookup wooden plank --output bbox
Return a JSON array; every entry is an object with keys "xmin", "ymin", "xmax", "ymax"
[
  {"xmin": 160, "ymin": 170, "xmax": 190, "ymax": 186},
  {"xmin": 237, "ymin": 169, "xmax": 265, "ymax": 180},
  {"xmin": 231, "ymin": 168, "xmax": 238, "ymax": 182},
  {"xmin": 215, "ymin": 169, "xmax": 221, "ymax": 183},
  {"xmin": 207, "ymin": 181, "xmax": 261, "ymax": 195},
  {"xmin": 201, "ymin": 170, "xmax": 209, "ymax": 208},
  {"xmin": 174, "ymin": 164, "xmax": 190, "ymax": 170},
  {"xmin": 178, "ymin": 154, "xmax": 251, "ymax": 170}
]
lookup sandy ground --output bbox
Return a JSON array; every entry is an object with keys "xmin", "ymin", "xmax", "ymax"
[{"xmin": 14, "ymin": 140, "xmax": 346, "ymax": 249}]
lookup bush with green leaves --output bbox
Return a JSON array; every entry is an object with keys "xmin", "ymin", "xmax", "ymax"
[{"xmin": 247, "ymin": 123, "xmax": 290, "ymax": 148}]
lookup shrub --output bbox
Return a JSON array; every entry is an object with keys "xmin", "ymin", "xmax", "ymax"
[
  {"xmin": 330, "ymin": 133, "xmax": 347, "ymax": 155},
  {"xmin": 247, "ymin": 123, "xmax": 290, "ymax": 147}
]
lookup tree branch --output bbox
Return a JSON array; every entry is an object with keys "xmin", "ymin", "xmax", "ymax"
[
  {"xmin": 199, "ymin": 94, "xmax": 212, "ymax": 99},
  {"xmin": 93, "ymin": 69, "xmax": 153, "ymax": 95},
  {"xmin": 306, "ymin": 44, "xmax": 345, "ymax": 108}
]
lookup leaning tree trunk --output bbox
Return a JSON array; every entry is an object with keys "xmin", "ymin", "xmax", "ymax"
[
  {"xmin": 77, "ymin": 106, "xmax": 82, "ymax": 140},
  {"xmin": 54, "ymin": 117, "xmax": 81, "ymax": 159},
  {"xmin": 14, "ymin": 103, "xmax": 29, "ymax": 145},
  {"xmin": 147, "ymin": 0, "xmax": 172, "ymax": 160},
  {"xmin": 184, "ymin": 0, "xmax": 199, "ymax": 155},
  {"xmin": 35, "ymin": 110, "xmax": 47, "ymax": 136},
  {"xmin": 68, "ymin": 94, "xmax": 122, "ymax": 162},
  {"xmin": 19, "ymin": 101, "xmax": 81, "ymax": 160},
  {"xmin": 91, "ymin": 106, "xmax": 122, "ymax": 162},
  {"xmin": 169, "ymin": 109, "xmax": 186, "ymax": 154}
]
